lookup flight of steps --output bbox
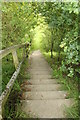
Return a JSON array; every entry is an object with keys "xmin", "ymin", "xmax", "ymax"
[{"xmin": 21, "ymin": 50, "xmax": 73, "ymax": 118}]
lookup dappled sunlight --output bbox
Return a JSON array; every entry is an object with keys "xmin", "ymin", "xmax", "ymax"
[
  {"xmin": 31, "ymin": 15, "xmax": 49, "ymax": 50},
  {"xmin": 32, "ymin": 50, "xmax": 41, "ymax": 57},
  {"xmin": 43, "ymin": 51, "xmax": 58, "ymax": 57},
  {"xmin": 2, "ymin": 2, "xmax": 79, "ymax": 119}
]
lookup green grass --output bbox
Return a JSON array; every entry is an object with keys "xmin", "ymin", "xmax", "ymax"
[
  {"xmin": 2, "ymin": 48, "xmax": 25, "ymax": 93},
  {"xmin": 3, "ymin": 58, "xmax": 30, "ymax": 118},
  {"xmin": 64, "ymin": 102, "xmax": 79, "ymax": 119},
  {"xmin": 3, "ymin": 55, "xmax": 31, "ymax": 119},
  {"xmin": 2, "ymin": 54, "xmax": 15, "ymax": 92},
  {"xmin": 43, "ymin": 51, "xmax": 79, "ymax": 118}
]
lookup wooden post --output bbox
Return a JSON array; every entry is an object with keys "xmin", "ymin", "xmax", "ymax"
[
  {"xmin": 12, "ymin": 50, "xmax": 19, "ymax": 69},
  {"xmin": 23, "ymin": 44, "xmax": 27, "ymax": 58},
  {"xmin": 0, "ymin": 42, "xmax": 30, "ymax": 119}
]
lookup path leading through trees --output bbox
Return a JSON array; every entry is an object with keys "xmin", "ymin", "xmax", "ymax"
[{"xmin": 21, "ymin": 50, "xmax": 73, "ymax": 118}]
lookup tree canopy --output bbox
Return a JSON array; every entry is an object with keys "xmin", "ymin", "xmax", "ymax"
[
  {"xmin": 2, "ymin": 1, "xmax": 80, "ymax": 80},
  {"xmin": 2, "ymin": 1, "xmax": 80, "ymax": 118}
]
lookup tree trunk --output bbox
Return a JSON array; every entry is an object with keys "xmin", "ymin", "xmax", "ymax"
[
  {"xmin": 51, "ymin": 29, "xmax": 53, "ymax": 58},
  {"xmin": 51, "ymin": 42, "xmax": 53, "ymax": 58}
]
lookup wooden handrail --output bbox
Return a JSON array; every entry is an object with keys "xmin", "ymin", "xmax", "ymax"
[
  {"xmin": 0, "ymin": 42, "xmax": 31, "ymax": 119},
  {"xmin": 0, "ymin": 42, "xmax": 29, "ymax": 59},
  {"xmin": 0, "ymin": 42, "xmax": 30, "ymax": 69}
]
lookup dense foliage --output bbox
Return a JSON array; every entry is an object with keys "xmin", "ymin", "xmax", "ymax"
[
  {"xmin": 2, "ymin": 1, "xmax": 80, "ymax": 118},
  {"xmin": 2, "ymin": 2, "xmax": 37, "ymax": 92},
  {"xmin": 2, "ymin": 1, "xmax": 80, "ymax": 93},
  {"xmin": 35, "ymin": 2, "xmax": 80, "ymax": 79},
  {"xmin": 2, "ymin": 2, "xmax": 37, "ymax": 49}
]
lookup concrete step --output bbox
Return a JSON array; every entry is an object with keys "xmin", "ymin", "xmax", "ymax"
[
  {"xmin": 30, "ymin": 66, "xmax": 51, "ymax": 70},
  {"xmin": 31, "ymin": 74, "xmax": 52, "ymax": 79},
  {"xmin": 21, "ymin": 99, "xmax": 73, "ymax": 118},
  {"xmin": 29, "ymin": 70, "xmax": 51, "ymax": 75},
  {"xmin": 25, "ymin": 91, "xmax": 67, "ymax": 100},
  {"xmin": 24, "ymin": 84, "xmax": 61, "ymax": 91},
  {"xmin": 27, "ymin": 79, "xmax": 58, "ymax": 85},
  {"xmin": 29, "ymin": 68, "xmax": 52, "ymax": 71},
  {"xmin": 21, "ymin": 51, "xmax": 73, "ymax": 118},
  {"xmin": 31, "ymin": 63, "xmax": 50, "ymax": 66}
]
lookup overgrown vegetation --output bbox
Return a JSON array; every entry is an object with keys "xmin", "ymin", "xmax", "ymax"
[
  {"xmin": 2, "ymin": 48, "xmax": 25, "ymax": 92},
  {"xmin": 2, "ymin": 1, "xmax": 80, "ymax": 119},
  {"xmin": 37, "ymin": 2, "xmax": 80, "ymax": 79},
  {"xmin": 43, "ymin": 52, "xmax": 79, "ymax": 118},
  {"xmin": 3, "ymin": 58, "xmax": 30, "ymax": 119}
]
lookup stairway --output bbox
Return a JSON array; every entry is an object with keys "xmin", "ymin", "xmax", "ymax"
[{"xmin": 21, "ymin": 50, "xmax": 73, "ymax": 118}]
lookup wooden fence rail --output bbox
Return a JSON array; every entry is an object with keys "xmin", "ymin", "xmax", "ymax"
[{"xmin": 0, "ymin": 42, "xmax": 31, "ymax": 119}]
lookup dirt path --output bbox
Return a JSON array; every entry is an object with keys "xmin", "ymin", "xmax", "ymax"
[{"xmin": 21, "ymin": 50, "xmax": 73, "ymax": 118}]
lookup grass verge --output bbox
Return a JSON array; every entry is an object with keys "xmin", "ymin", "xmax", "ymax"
[
  {"xmin": 3, "ymin": 57, "xmax": 31, "ymax": 119},
  {"xmin": 43, "ymin": 51, "xmax": 79, "ymax": 119}
]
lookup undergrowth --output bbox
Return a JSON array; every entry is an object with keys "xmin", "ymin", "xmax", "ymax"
[
  {"xmin": 2, "ymin": 48, "xmax": 24, "ymax": 93},
  {"xmin": 3, "ymin": 56, "xmax": 30, "ymax": 119},
  {"xmin": 2, "ymin": 54, "xmax": 15, "ymax": 93},
  {"xmin": 43, "ymin": 51, "xmax": 79, "ymax": 119}
]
